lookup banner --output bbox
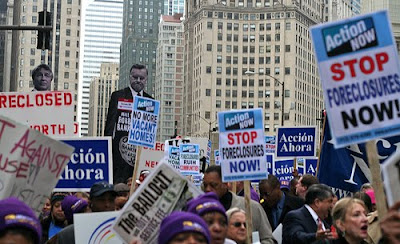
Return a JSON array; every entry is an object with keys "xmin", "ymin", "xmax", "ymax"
[
  {"xmin": 311, "ymin": 10, "xmax": 400, "ymax": 148},
  {"xmin": 55, "ymin": 137, "xmax": 113, "ymax": 192},
  {"xmin": 179, "ymin": 144, "xmax": 200, "ymax": 175},
  {"xmin": 276, "ymin": 127, "xmax": 317, "ymax": 158},
  {"xmin": 112, "ymin": 162, "xmax": 202, "ymax": 243},
  {"xmin": 0, "ymin": 91, "xmax": 76, "ymax": 137},
  {"xmin": 75, "ymin": 211, "xmax": 123, "ymax": 244},
  {"xmin": 128, "ymin": 97, "xmax": 160, "ymax": 148},
  {"xmin": 0, "ymin": 116, "xmax": 74, "ymax": 215},
  {"xmin": 319, "ymin": 118, "xmax": 400, "ymax": 197},
  {"xmin": 218, "ymin": 109, "xmax": 267, "ymax": 182}
]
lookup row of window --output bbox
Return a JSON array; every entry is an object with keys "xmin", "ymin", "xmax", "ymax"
[
  {"xmin": 206, "ymin": 44, "xmax": 290, "ymax": 54},
  {"xmin": 205, "ymin": 66, "xmax": 290, "ymax": 76},
  {"xmin": 209, "ymin": 22, "xmax": 291, "ymax": 31}
]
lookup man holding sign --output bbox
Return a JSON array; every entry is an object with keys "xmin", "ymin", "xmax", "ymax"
[{"xmin": 104, "ymin": 64, "xmax": 153, "ymax": 184}]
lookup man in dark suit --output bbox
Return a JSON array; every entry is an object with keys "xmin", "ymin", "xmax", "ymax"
[
  {"xmin": 104, "ymin": 64, "xmax": 153, "ymax": 184},
  {"xmin": 259, "ymin": 175, "xmax": 304, "ymax": 230},
  {"xmin": 282, "ymin": 184, "xmax": 336, "ymax": 244}
]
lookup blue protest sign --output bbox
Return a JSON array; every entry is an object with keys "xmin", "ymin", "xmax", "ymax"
[
  {"xmin": 218, "ymin": 109, "xmax": 267, "ymax": 182},
  {"xmin": 276, "ymin": 127, "xmax": 316, "ymax": 157},
  {"xmin": 168, "ymin": 146, "xmax": 180, "ymax": 170},
  {"xmin": 311, "ymin": 10, "xmax": 400, "ymax": 148},
  {"xmin": 179, "ymin": 144, "xmax": 200, "ymax": 175},
  {"xmin": 55, "ymin": 137, "xmax": 112, "ymax": 192},
  {"xmin": 265, "ymin": 136, "xmax": 276, "ymax": 154},
  {"xmin": 305, "ymin": 158, "xmax": 318, "ymax": 176},
  {"xmin": 128, "ymin": 96, "xmax": 160, "ymax": 148}
]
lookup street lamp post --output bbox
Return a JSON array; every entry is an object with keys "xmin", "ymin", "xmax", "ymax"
[
  {"xmin": 245, "ymin": 70, "xmax": 285, "ymax": 126},
  {"xmin": 187, "ymin": 113, "xmax": 213, "ymax": 140}
]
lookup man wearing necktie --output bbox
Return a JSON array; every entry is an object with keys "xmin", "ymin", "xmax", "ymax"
[
  {"xmin": 282, "ymin": 184, "xmax": 336, "ymax": 244},
  {"xmin": 104, "ymin": 64, "xmax": 153, "ymax": 184}
]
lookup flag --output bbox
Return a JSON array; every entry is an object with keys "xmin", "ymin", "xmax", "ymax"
[{"xmin": 318, "ymin": 118, "xmax": 400, "ymax": 194}]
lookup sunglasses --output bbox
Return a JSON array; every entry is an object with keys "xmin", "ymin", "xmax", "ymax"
[{"xmin": 232, "ymin": 222, "xmax": 246, "ymax": 228}]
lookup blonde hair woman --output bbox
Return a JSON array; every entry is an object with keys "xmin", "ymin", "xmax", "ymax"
[{"xmin": 226, "ymin": 208, "xmax": 246, "ymax": 244}]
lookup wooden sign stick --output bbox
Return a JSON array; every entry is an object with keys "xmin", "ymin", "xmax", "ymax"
[
  {"xmin": 244, "ymin": 180, "xmax": 253, "ymax": 243},
  {"xmin": 365, "ymin": 140, "xmax": 388, "ymax": 217},
  {"xmin": 129, "ymin": 146, "xmax": 142, "ymax": 196}
]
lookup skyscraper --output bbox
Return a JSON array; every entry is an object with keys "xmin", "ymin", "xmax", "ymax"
[
  {"xmin": 183, "ymin": 0, "xmax": 325, "ymax": 137},
  {"xmin": 79, "ymin": 0, "xmax": 123, "ymax": 136},
  {"xmin": 119, "ymin": 0, "xmax": 164, "ymax": 96},
  {"xmin": 155, "ymin": 14, "xmax": 184, "ymax": 141}
]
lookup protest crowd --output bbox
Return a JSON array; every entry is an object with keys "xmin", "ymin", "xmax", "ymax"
[{"xmin": 2, "ymin": 10, "xmax": 400, "ymax": 243}]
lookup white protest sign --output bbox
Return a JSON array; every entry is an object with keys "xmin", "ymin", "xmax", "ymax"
[
  {"xmin": 0, "ymin": 91, "xmax": 76, "ymax": 137},
  {"xmin": 75, "ymin": 211, "xmax": 123, "ymax": 244},
  {"xmin": 128, "ymin": 96, "xmax": 160, "ymax": 148},
  {"xmin": 179, "ymin": 144, "xmax": 200, "ymax": 175},
  {"xmin": 135, "ymin": 142, "xmax": 165, "ymax": 182},
  {"xmin": 0, "ymin": 115, "xmax": 74, "ymax": 215},
  {"xmin": 112, "ymin": 162, "xmax": 202, "ymax": 243},
  {"xmin": 168, "ymin": 146, "xmax": 180, "ymax": 170},
  {"xmin": 381, "ymin": 150, "xmax": 400, "ymax": 207},
  {"xmin": 218, "ymin": 109, "xmax": 267, "ymax": 182},
  {"xmin": 311, "ymin": 10, "xmax": 400, "ymax": 148}
]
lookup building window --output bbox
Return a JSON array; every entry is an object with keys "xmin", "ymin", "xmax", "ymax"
[
  {"xmin": 206, "ymin": 89, "xmax": 211, "ymax": 96},
  {"xmin": 216, "ymin": 100, "xmax": 221, "ymax": 108},
  {"xmin": 64, "ymin": 72, "xmax": 69, "ymax": 79},
  {"xmin": 206, "ymin": 66, "xmax": 212, "ymax": 73},
  {"xmin": 64, "ymin": 82, "xmax": 69, "ymax": 89},
  {"xmin": 216, "ymin": 89, "xmax": 221, "ymax": 96},
  {"xmin": 207, "ymin": 22, "xmax": 212, "ymax": 29},
  {"xmin": 285, "ymin": 45, "xmax": 291, "ymax": 52},
  {"xmin": 285, "ymin": 67, "xmax": 290, "ymax": 75},
  {"xmin": 207, "ymin": 44, "xmax": 212, "ymax": 51}
]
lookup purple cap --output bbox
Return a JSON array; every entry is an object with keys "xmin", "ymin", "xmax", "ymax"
[
  {"xmin": 158, "ymin": 211, "xmax": 210, "ymax": 244},
  {"xmin": 0, "ymin": 197, "xmax": 42, "ymax": 244},
  {"xmin": 186, "ymin": 192, "xmax": 227, "ymax": 221},
  {"xmin": 61, "ymin": 196, "xmax": 88, "ymax": 224}
]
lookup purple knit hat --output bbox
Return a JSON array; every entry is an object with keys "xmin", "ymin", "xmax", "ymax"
[
  {"xmin": 158, "ymin": 211, "xmax": 211, "ymax": 244},
  {"xmin": 186, "ymin": 192, "xmax": 227, "ymax": 221},
  {"xmin": 61, "ymin": 195, "xmax": 88, "ymax": 224},
  {"xmin": 0, "ymin": 197, "xmax": 42, "ymax": 244}
]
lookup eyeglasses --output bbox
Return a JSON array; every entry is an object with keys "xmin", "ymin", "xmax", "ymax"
[{"xmin": 232, "ymin": 222, "xmax": 246, "ymax": 228}]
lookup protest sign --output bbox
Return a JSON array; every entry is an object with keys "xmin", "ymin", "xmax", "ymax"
[
  {"xmin": 207, "ymin": 139, "xmax": 212, "ymax": 164},
  {"xmin": 214, "ymin": 150, "xmax": 221, "ymax": 165},
  {"xmin": 381, "ymin": 150, "xmax": 400, "ymax": 206},
  {"xmin": 54, "ymin": 137, "xmax": 112, "ymax": 192},
  {"xmin": 179, "ymin": 144, "xmax": 200, "ymax": 175},
  {"xmin": 128, "ymin": 96, "xmax": 160, "ymax": 148},
  {"xmin": 0, "ymin": 115, "xmax": 74, "ymax": 215},
  {"xmin": 311, "ymin": 10, "xmax": 400, "ymax": 148},
  {"xmin": 0, "ymin": 91, "xmax": 76, "ymax": 137},
  {"xmin": 265, "ymin": 136, "xmax": 276, "ymax": 154},
  {"xmin": 112, "ymin": 162, "xmax": 202, "ymax": 243},
  {"xmin": 75, "ymin": 211, "xmax": 123, "ymax": 244},
  {"xmin": 168, "ymin": 146, "xmax": 180, "ymax": 170},
  {"xmin": 134, "ymin": 142, "xmax": 165, "ymax": 183},
  {"xmin": 218, "ymin": 109, "xmax": 267, "ymax": 182},
  {"xmin": 276, "ymin": 127, "xmax": 316, "ymax": 158}
]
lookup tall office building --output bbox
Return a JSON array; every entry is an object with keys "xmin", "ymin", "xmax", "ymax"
[
  {"xmin": 323, "ymin": 0, "xmax": 356, "ymax": 22},
  {"xmin": 0, "ymin": 2, "xmax": 7, "ymax": 92},
  {"xmin": 88, "ymin": 62, "xmax": 119, "ymax": 136},
  {"xmin": 3, "ymin": 0, "xmax": 81, "ymax": 121},
  {"xmin": 183, "ymin": 0, "xmax": 325, "ymax": 137},
  {"xmin": 155, "ymin": 14, "xmax": 184, "ymax": 141},
  {"xmin": 362, "ymin": 0, "xmax": 400, "ymax": 49},
  {"xmin": 79, "ymin": 0, "xmax": 123, "ymax": 136},
  {"xmin": 164, "ymin": 0, "xmax": 185, "ymax": 15},
  {"xmin": 119, "ymin": 0, "xmax": 164, "ymax": 96}
]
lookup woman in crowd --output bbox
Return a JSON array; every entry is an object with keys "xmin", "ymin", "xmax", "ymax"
[
  {"xmin": 186, "ymin": 192, "xmax": 236, "ymax": 244},
  {"xmin": 226, "ymin": 208, "xmax": 246, "ymax": 244},
  {"xmin": 331, "ymin": 197, "xmax": 369, "ymax": 244}
]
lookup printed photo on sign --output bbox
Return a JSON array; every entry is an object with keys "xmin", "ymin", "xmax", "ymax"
[
  {"xmin": 218, "ymin": 109, "xmax": 267, "ymax": 182},
  {"xmin": 112, "ymin": 162, "xmax": 202, "ymax": 243},
  {"xmin": 311, "ymin": 10, "xmax": 400, "ymax": 148},
  {"xmin": 128, "ymin": 96, "xmax": 160, "ymax": 148},
  {"xmin": 55, "ymin": 137, "xmax": 113, "ymax": 192}
]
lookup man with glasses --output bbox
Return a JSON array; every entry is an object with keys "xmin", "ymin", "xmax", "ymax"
[
  {"xmin": 202, "ymin": 165, "xmax": 275, "ymax": 244},
  {"xmin": 105, "ymin": 64, "xmax": 153, "ymax": 184},
  {"xmin": 259, "ymin": 175, "xmax": 303, "ymax": 231},
  {"xmin": 32, "ymin": 64, "xmax": 53, "ymax": 91}
]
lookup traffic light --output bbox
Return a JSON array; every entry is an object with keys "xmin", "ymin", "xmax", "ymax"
[{"xmin": 37, "ymin": 11, "xmax": 52, "ymax": 50}]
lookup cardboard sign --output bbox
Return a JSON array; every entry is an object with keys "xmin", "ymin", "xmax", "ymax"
[
  {"xmin": 74, "ymin": 211, "xmax": 123, "ymax": 244},
  {"xmin": 134, "ymin": 142, "xmax": 165, "ymax": 182},
  {"xmin": 168, "ymin": 146, "xmax": 180, "ymax": 170},
  {"xmin": 0, "ymin": 91, "xmax": 75, "ymax": 137},
  {"xmin": 311, "ymin": 10, "xmax": 400, "ymax": 148},
  {"xmin": 0, "ymin": 116, "xmax": 74, "ymax": 215},
  {"xmin": 381, "ymin": 151, "xmax": 400, "ymax": 206},
  {"xmin": 206, "ymin": 139, "xmax": 212, "ymax": 164},
  {"xmin": 218, "ymin": 109, "xmax": 267, "ymax": 182},
  {"xmin": 265, "ymin": 136, "xmax": 276, "ymax": 154},
  {"xmin": 128, "ymin": 97, "xmax": 160, "ymax": 148},
  {"xmin": 214, "ymin": 150, "xmax": 221, "ymax": 165},
  {"xmin": 112, "ymin": 162, "xmax": 202, "ymax": 243},
  {"xmin": 54, "ymin": 137, "xmax": 113, "ymax": 192},
  {"xmin": 179, "ymin": 144, "xmax": 200, "ymax": 175},
  {"xmin": 276, "ymin": 127, "xmax": 317, "ymax": 157}
]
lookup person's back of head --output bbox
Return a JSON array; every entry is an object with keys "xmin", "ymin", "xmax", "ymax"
[
  {"xmin": 353, "ymin": 191, "xmax": 372, "ymax": 213},
  {"xmin": 301, "ymin": 174, "xmax": 319, "ymax": 189}
]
